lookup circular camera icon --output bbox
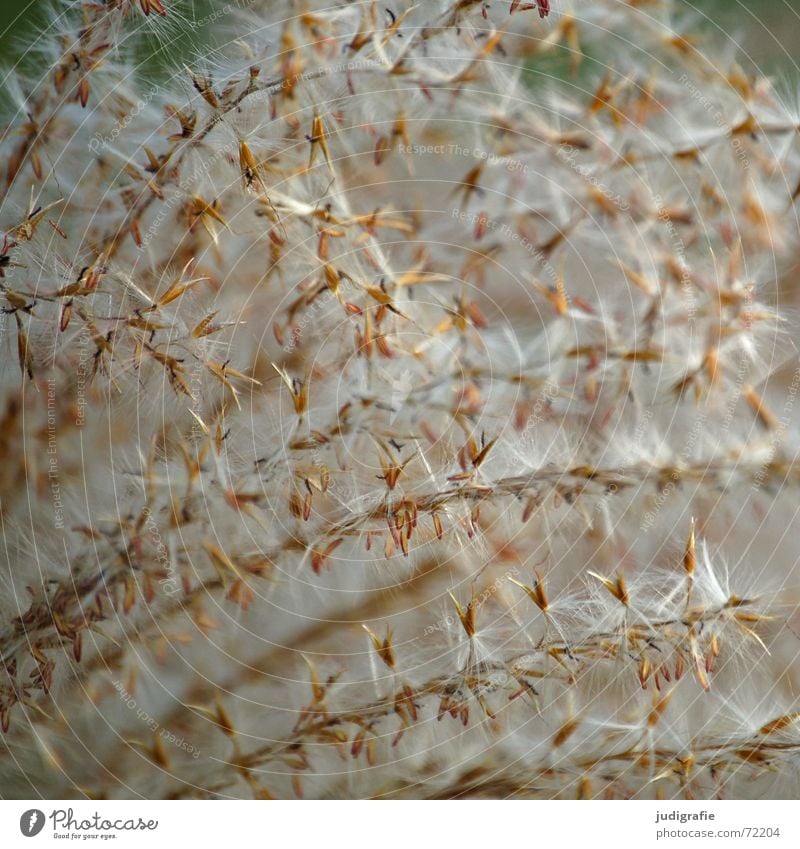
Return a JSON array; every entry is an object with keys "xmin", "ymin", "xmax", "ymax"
[{"xmin": 20, "ymin": 810, "xmax": 46, "ymax": 837}]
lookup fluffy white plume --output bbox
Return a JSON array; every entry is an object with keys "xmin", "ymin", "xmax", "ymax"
[{"xmin": 0, "ymin": 0, "xmax": 798, "ymax": 799}]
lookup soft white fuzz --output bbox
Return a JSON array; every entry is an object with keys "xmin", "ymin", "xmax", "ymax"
[{"xmin": 0, "ymin": 0, "xmax": 799, "ymax": 799}]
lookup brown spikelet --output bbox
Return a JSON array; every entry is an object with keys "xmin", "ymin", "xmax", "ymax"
[
  {"xmin": 362, "ymin": 625, "xmax": 396, "ymax": 669},
  {"xmin": 449, "ymin": 591, "xmax": 477, "ymax": 639}
]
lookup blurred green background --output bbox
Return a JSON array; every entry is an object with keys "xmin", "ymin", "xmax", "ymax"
[
  {"xmin": 0, "ymin": 0, "xmax": 221, "ymax": 86},
  {"xmin": 520, "ymin": 0, "xmax": 800, "ymax": 91},
  {"xmin": 0, "ymin": 1, "xmax": 799, "ymax": 78},
  {"xmin": 679, "ymin": 0, "xmax": 800, "ymax": 71}
]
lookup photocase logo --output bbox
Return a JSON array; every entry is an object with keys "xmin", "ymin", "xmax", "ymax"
[{"xmin": 20, "ymin": 810, "xmax": 46, "ymax": 837}]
